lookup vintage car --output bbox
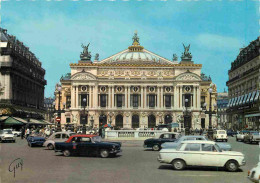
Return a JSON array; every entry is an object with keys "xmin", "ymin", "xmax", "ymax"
[
  {"xmin": 43, "ymin": 131, "xmax": 76, "ymax": 150},
  {"xmin": 236, "ymin": 130, "xmax": 249, "ymax": 142},
  {"xmin": 158, "ymin": 141, "xmax": 245, "ymax": 172},
  {"xmin": 27, "ymin": 135, "xmax": 46, "ymax": 147},
  {"xmin": 248, "ymin": 162, "xmax": 260, "ymax": 183},
  {"xmin": 226, "ymin": 130, "xmax": 238, "ymax": 137},
  {"xmin": 161, "ymin": 135, "xmax": 232, "ymax": 151},
  {"xmin": 55, "ymin": 134, "xmax": 122, "ymax": 158},
  {"xmin": 143, "ymin": 132, "xmax": 181, "ymax": 151},
  {"xmin": 5, "ymin": 128, "xmax": 21, "ymax": 137},
  {"xmin": 0, "ymin": 129, "xmax": 16, "ymax": 143},
  {"xmin": 244, "ymin": 131, "xmax": 260, "ymax": 144},
  {"xmin": 213, "ymin": 130, "xmax": 228, "ymax": 142}
]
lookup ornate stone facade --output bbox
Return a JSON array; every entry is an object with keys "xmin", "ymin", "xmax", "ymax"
[{"xmin": 56, "ymin": 33, "xmax": 217, "ymax": 130}]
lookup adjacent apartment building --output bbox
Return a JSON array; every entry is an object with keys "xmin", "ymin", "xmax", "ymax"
[{"xmin": 226, "ymin": 37, "xmax": 260, "ymax": 130}]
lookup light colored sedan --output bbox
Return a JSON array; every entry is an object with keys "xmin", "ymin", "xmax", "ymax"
[
  {"xmin": 161, "ymin": 135, "xmax": 232, "ymax": 151},
  {"xmin": 158, "ymin": 141, "xmax": 245, "ymax": 172},
  {"xmin": 43, "ymin": 132, "xmax": 76, "ymax": 150},
  {"xmin": 248, "ymin": 162, "xmax": 260, "ymax": 182}
]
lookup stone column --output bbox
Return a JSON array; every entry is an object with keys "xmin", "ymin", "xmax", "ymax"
[
  {"xmin": 144, "ymin": 86, "xmax": 147, "ymax": 108},
  {"xmin": 128, "ymin": 86, "xmax": 131, "ymax": 108},
  {"xmin": 89, "ymin": 86, "xmax": 92, "ymax": 108},
  {"xmin": 174, "ymin": 86, "xmax": 178, "ymax": 109},
  {"xmin": 94, "ymin": 85, "xmax": 98, "ymax": 108},
  {"xmin": 112, "ymin": 85, "xmax": 114, "ymax": 109},
  {"xmin": 157, "ymin": 86, "xmax": 160, "ymax": 108},
  {"xmin": 193, "ymin": 86, "xmax": 196, "ymax": 109},
  {"xmin": 108, "ymin": 86, "xmax": 111, "ymax": 108},
  {"xmin": 161, "ymin": 86, "xmax": 163, "ymax": 108},
  {"xmin": 71, "ymin": 85, "xmax": 75, "ymax": 108},
  {"xmin": 124, "ymin": 86, "xmax": 127, "ymax": 109},
  {"xmin": 141, "ymin": 86, "xmax": 144, "ymax": 108},
  {"xmin": 76, "ymin": 86, "xmax": 79, "ymax": 109},
  {"xmin": 197, "ymin": 86, "xmax": 201, "ymax": 109},
  {"xmin": 179, "ymin": 85, "xmax": 183, "ymax": 108}
]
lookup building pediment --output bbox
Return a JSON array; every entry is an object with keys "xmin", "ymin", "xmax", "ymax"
[
  {"xmin": 71, "ymin": 72, "xmax": 96, "ymax": 80},
  {"xmin": 175, "ymin": 72, "xmax": 201, "ymax": 81}
]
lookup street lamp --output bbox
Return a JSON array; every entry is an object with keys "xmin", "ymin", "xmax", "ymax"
[
  {"xmin": 82, "ymin": 98, "xmax": 87, "ymax": 134},
  {"xmin": 56, "ymin": 84, "xmax": 62, "ymax": 132},
  {"xmin": 204, "ymin": 87, "xmax": 216, "ymax": 140},
  {"xmin": 26, "ymin": 114, "xmax": 31, "ymax": 129},
  {"xmin": 183, "ymin": 99, "xmax": 191, "ymax": 135}
]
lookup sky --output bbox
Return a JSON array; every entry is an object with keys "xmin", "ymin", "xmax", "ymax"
[{"xmin": 0, "ymin": 0, "xmax": 259, "ymax": 97}]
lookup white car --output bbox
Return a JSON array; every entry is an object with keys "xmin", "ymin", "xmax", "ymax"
[
  {"xmin": 158, "ymin": 141, "xmax": 245, "ymax": 172},
  {"xmin": 0, "ymin": 130, "xmax": 16, "ymax": 143},
  {"xmin": 43, "ymin": 132, "xmax": 76, "ymax": 150},
  {"xmin": 236, "ymin": 131, "xmax": 248, "ymax": 142},
  {"xmin": 213, "ymin": 130, "xmax": 228, "ymax": 142},
  {"xmin": 248, "ymin": 162, "xmax": 260, "ymax": 183},
  {"xmin": 4, "ymin": 128, "xmax": 21, "ymax": 137}
]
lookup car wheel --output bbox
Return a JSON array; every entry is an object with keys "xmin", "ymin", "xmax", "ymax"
[
  {"xmin": 13, "ymin": 140, "xmax": 16, "ymax": 143},
  {"xmin": 47, "ymin": 144, "xmax": 54, "ymax": 150},
  {"xmin": 29, "ymin": 143, "xmax": 33, "ymax": 147},
  {"xmin": 152, "ymin": 145, "xmax": 160, "ymax": 151},
  {"xmin": 100, "ymin": 149, "xmax": 109, "ymax": 158},
  {"xmin": 63, "ymin": 150, "xmax": 71, "ymax": 157},
  {"xmin": 225, "ymin": 160, "xmax": 238, "ymax": 172},
  {"xmin": 172, "ymin": 159, "xmax": 186, "ymax": 170}
]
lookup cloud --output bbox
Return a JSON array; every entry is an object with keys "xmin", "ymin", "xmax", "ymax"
[{"xmin": 195, "ymin": 33, "xmax": 243, "ymax": 51}]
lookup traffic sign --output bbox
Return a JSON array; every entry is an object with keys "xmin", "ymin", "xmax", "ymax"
[{"xmin": 56, "ymin": 117, "xmax": 61, "ymax": 122}]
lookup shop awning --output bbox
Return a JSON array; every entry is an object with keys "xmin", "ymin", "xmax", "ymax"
[
  {"xmin": 250, "ymin": 91, "xmax": 256, "ymax": 102},
  {"xmin": 239, "ymin": 95, "xmax": 244, "ymax": 105},
  {"xmin": 254, "ymin": 91, "xmax": 259, "ymax": 102},
  {"xmin": 2, "ymin": 117, "xmax": 24, "ymax": 125},
  {"xmin": 236, "ymin": 96, "xmax": 241, "ymax": 106},
  {"xmin": 232, "ymin": 97, "xmax": 237, "ymax": 107},
  {"xmin": 242, "ymin": 94, "xmax": 248, "ymax": 104},
  {"xmin": 13, "ymin": 117, "xmax": 28, "ymax": 124},
  {"xmin": 227, "ymin": 98, "xmax": 232, "ymax": 107},
  {"xmin": 29, "ymin": 119, "xmax": 47, "ymax": 125},
  {"xmin": 0, "ymin": 116, "xmax": 9, "ymax": 122},
  {"xmin": 40, "ymin": 120, "xmax": 53, "ymax": 125},
  {"xmin": 246, "ymin": 92, "xmax": 252, "ymax": 103},
  {"xmin": 245, "ymin": 113, "xmax": 260, "ymax": 118}
]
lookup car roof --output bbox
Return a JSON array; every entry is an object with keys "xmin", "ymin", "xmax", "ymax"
[
  {"xmin": 181, "ymin": 140, "xmax": 214, "ymax": 144},
  {"xmin": 70, "ymin": 134, "xmax": 98, "ymax": 138},
  {"xmin": 162, "ymin": 132, "xmax": 180, "ymax": 134},
  {"xmin": 181, "ymin": 135, "xmax": 205, "ymax": 138}
]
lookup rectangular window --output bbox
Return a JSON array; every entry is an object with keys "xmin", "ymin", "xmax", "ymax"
[
  {"xmin": 80, "ymin": 94, "xmax": 88, "ymax": 107},
  {"xmin": 184, "ymin": 143, "xmax": 200, "ymax": 151},
  {"xmin": 201, "ymin": 96, "xmax": 206, "ymax": 108},
  {"xmin": 100, "ymin": 94, "xmax": 107, "ymax": 107},
  {"xmin": 149, "ymin": 94, "xmax": 155, "ymax": 107},
  {"xmin": 117, "ymin": 94, "xmax": 123, "ymax": 107},
  {"xmin": 66, "ymin": 96, "xmax": 71, "ymax": 108},
  {"xmin": 133, "ymin": 94, "xmax": 139, "ymax": 107},
  {"xmin": 165, "ymin": 95, "xmax": 171, "ymax": 108},
  {"xmin": 66, "ymin": 118, "xmax": 71, "ymax": 123}
]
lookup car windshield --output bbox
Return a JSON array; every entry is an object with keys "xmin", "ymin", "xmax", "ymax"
[
  {"xmin": 218, "ymin": 131, "xmax": 226, "ymax": 134},
  {"xmin": 252, "ymin": 132, "xmax": 259, "ymax": 135},
  {"xmin": 215, "ymin": 144, "xmax": 222, "ymax": 152},
  {"xmin": 4, "ymin": 130, "xmax": 12, "ymax": 134},
  {"xmin": 92, "ymin": 136, "xmax": 102, "ymax": 142}
]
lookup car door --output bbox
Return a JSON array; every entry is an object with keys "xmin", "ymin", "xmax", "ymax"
[
  {"xmin": 181, "ymin": 143, "xmax": 201, "ymax": 166},
  {"xmin": 77, "ymin": 137, "xmax": 93, "ymax": 155},
  {"xmin": 200, "ymin": 143, "xmax": 220, "ymax": 166},
  {"xmin": 54, "ymin": 133, "xmax": 62, "ymax": 142},
  {"xmin": 61, "ymin": 134, "xmax": 69, "ymax": 142}
]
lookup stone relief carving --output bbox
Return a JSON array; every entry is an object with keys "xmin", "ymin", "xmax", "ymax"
[
  {"xmin": 176, "ymin": 74, "xmax": 200, "ymax": 81},
  {"xmin": 72, "ymin": 114, "xmax": 79, "ymax": 124},
  {"xmin": 71, "ymin": 73, "xmax": 96, "ymax": 80}
]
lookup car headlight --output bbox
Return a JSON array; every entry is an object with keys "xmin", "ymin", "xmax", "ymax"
[
  {"xmin": 31, "ymin": 139, "xmax": 34, "ymax": 142},
  {"xmin": 112, "ymin": 145, "xmax": 115, "ymax": 148}
]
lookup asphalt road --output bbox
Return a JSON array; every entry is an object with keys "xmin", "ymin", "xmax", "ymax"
[{"xmin": 0, "ymin": 137, "xmax": 259, "ymax": 183}]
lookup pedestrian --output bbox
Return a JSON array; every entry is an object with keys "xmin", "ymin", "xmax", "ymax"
[
  {"xmin": 26, "ymin": 128, "xmax": 30, "ymax": 139},
  {"xmin": 21, "ymin": 126, "xmax": 25, "ymax": 139},
  {"xmin": 199, "ymin": 128, "xmax": 203, "ymax": 135},
  {"xmin": 99, "ymin": 127, "xmax": 102, "ymax": 137},
  {"xmin": 174, "ymin": 128, "xmax": 177, "ymax": 132}
]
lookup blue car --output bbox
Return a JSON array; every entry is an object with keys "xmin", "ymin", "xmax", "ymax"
[{"xmin": 27, "ymin": 135, "xmax": 46, "ymax": 147}]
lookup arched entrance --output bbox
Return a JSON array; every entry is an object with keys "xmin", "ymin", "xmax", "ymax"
[
  {"xmin": 132, "ymin": 115, "xmax": 139, "ymax": 129},
  {"xmin": 164, "ymin": 114, "xmax": 172, "ymax": 124},
  {"xmin": 148, "ymin": 114, "xmax": 156, "ymax": 128},
  {"xmin": 99, "ymin": 114, "xmax": 107, "ymax": 127},
  {"xmin": 115, "ymin": 114, "xmax": 123, "ymax": 128}
]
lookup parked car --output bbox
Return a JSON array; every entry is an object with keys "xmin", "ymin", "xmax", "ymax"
[
  {"xmin": 5, "ymin": 128, "xmax": 21, "ymax": 137},
  {"xmin": 55, "ymin": 134, "xmax": 122, "ymax": 158},
  {"xmin": 236, "ymin": 130, "xmax": 249, "ymax": 142},
  {"xmin": 226, "ymin": 130, "xmax": 238, "ymax": 137},
  {"xmin": 27, "ymin": 135, "xmax": 46, "ymax": 147},
  {"xmin": 43, "ymin": 131, "xmax": 76, "ymax": 150},
  {"xmin": 158, "ymin": 141, "xmax": 245, "ymax": 172},
  {"xmin": 161, "ymin": 135, "xmax": 232, "ymax": 151},
  {"xmin": 248, "ymin": 162, "xmax": 260, "ymax": 183},
  {"xmin": 143, "ymin": 132, "xmax": 181, "ymax": 151},
  {"xmin": 244, "ymin": 131, "xmax": 260, "ymax": 144},
  {"xmin": 0, "ymin": 129, "xmax": 16, "ymax": 143},
  {"xmin": 213, "ymin": 130, "xmax": 228, "ymax": 142}
]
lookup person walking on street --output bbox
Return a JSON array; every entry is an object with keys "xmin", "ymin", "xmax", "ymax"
[
  {"xmin": 26, "ymin": 128, "xmax": 30, "ymax": 139},
  {"xmin": 199, "ymin": 128, "xmax": 203, "ymax": 135},
  {"xmin": 21, "ymin": 126, "xmax": 25, "ymax": 139}
]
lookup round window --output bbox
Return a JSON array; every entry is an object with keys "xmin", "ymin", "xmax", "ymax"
[
  {"xmin": 82, "ymin": 86, "xmax": 87, "ymax": 91},
  {"xmin": 100, "ymin": 86, "xmax": 106, "ymax": 92},
  {"xmin": 166, "ymin": 87, "xmax": 171, "ymax": 92},
  {"xmin": 133, "ymin": 87, "xmax": 139, "ymax": 92},
  {"xmin": 149, "ymin": 87, "xmax": 155, "ymax": 92},
  {"xmin": 117, "ymin": 87, "xmax": 122, "ymax": 92}
]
